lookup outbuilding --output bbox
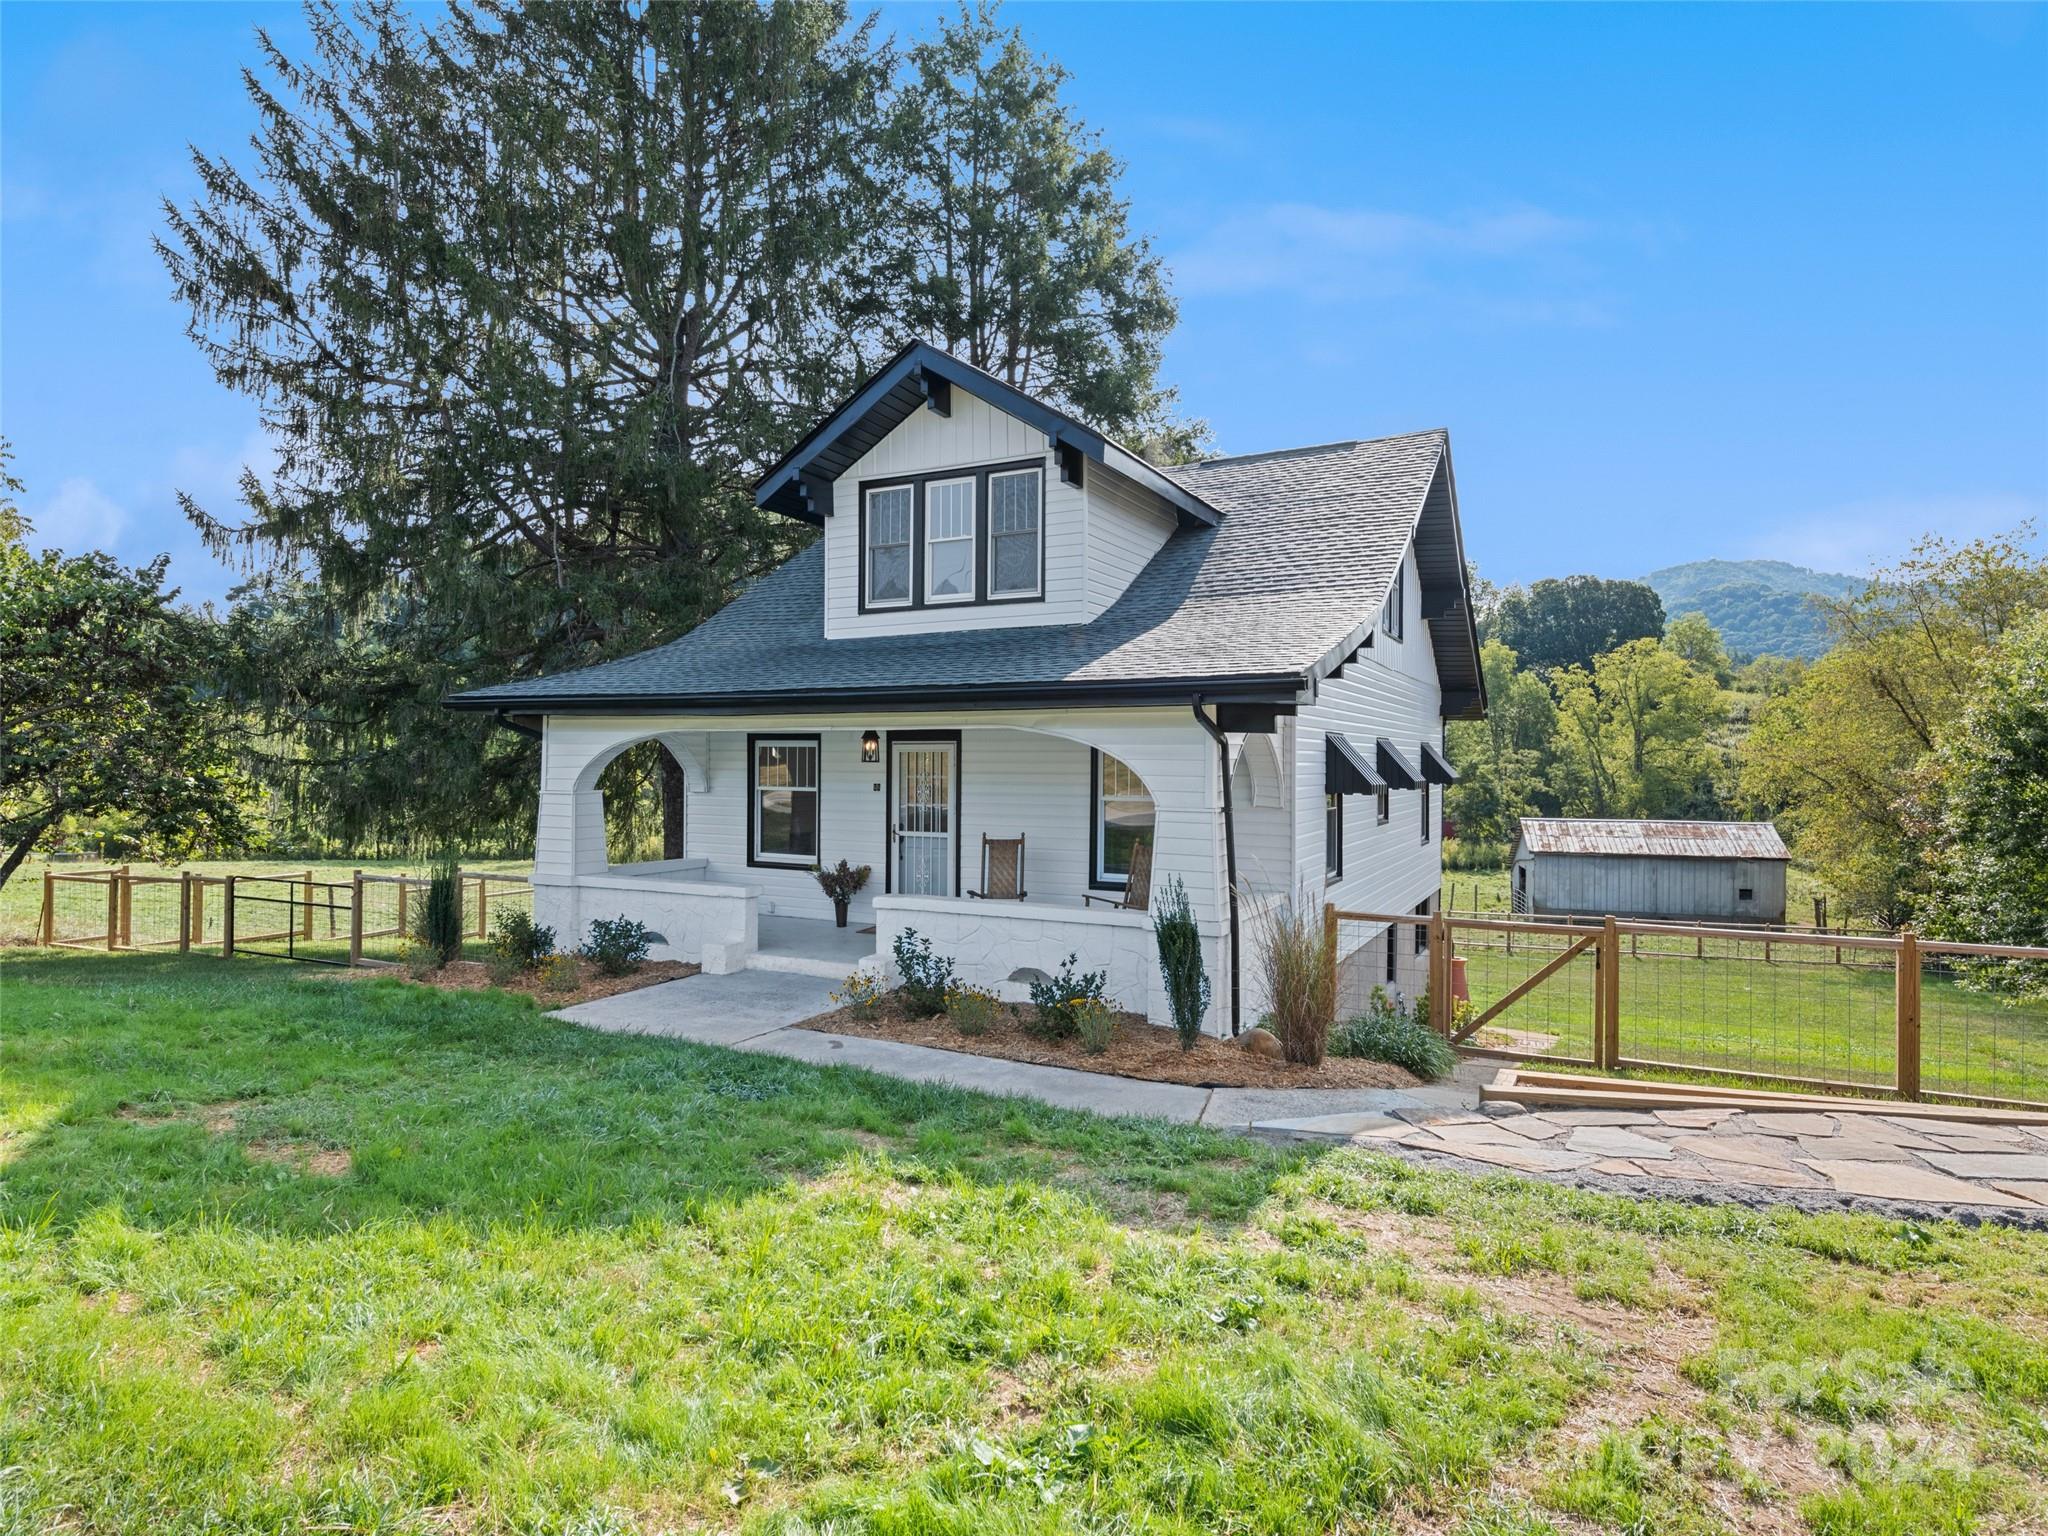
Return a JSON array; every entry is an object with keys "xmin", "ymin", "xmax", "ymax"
[{"xmin": 1509, "ymin": 818, "xmax": 1789, "ymax": 924}]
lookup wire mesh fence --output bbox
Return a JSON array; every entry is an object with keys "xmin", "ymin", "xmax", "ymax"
[{"xmin": 1328, "ymin": 905, "xmax": 2048, "ymax": 1109}]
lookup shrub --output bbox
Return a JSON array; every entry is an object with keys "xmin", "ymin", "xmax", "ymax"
[
  {"xmin": 414, "ymin": 853, "xmax": 465, "ymax": 967},
  {"xmin": 892, "ymin": 928, "xmax": 955, "ymax": 1017},
  {"xmin": 1332, "ymin": 986, "xmax": 1457, "ymax": 1081},
  {"xmin": 1152, "ymin": 876, "xmax": 1211, "ymax": 1051},
  {"xmin": 1443, "ymin": 837, "xmax": 1510, "ymax": 872},
  {"xmin": 490, "ymin": 908, "xmax": 555, "ymax": 972},
  {"xmin": 537, "ymin": 952, "xmax": 581, "ymax": 996},
  {"xmin": 398, "ymin": 935, "xmax": 441, "ymax": 981},
  {"xmin": 831, "ymin": 970, "xmax": 887, "ymax": 1021},
  {"xmin": 1072, "ymin": 996, "xmax": 1117, "ymax": 1055},
  {"xmin": 1251, "ymin": 890, "xmax": 1335, "ymax": 1065},
  {"xmin": 581, "ymin": 915, "xmax": 653, "ymax": 976},
  {"xmin": 1027, "ymin": 953, "xmax": 1108, "ymax": 1041},
  {"xmin": 945, "ymin": 984, "xmax": 1002, "ymax": 1036},
  {"xmin": 813, "ymin": 859, "xmax": 872, "ymax": 905}
]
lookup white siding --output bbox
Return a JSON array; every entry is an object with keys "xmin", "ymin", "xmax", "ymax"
[
  {"xmin": 1290, "ymin": 547, "xmax": 1444, "ymax": 963},
  {"xmin": 823, "ymin": 391, "xmax": 1085, "ymax": 638},
  {"xmin": 1083, "ymin": 463, "xmax": 1177, "ymax": 619}
]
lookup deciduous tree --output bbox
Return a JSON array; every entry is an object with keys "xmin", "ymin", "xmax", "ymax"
[
  {"xmin": 1487, "ymin": 575, "xmax": 1666, "ymax": 674},
  {"xmin": 1549, "ymin": 639, "xmax": 1721, "ymax": 819}
]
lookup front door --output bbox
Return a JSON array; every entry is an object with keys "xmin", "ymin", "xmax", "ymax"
[{"xmin": 891, "ymin": 739, "xmax": 956, "ymax": 896}]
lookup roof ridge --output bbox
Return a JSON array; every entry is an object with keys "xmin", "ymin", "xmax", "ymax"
[{"xmin": 1176, "ymin": 428, "xmax": 1446, "ymax": 471}]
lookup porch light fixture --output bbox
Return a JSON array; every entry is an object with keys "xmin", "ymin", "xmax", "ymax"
[{"xmin": 860, "ymin": 729, "xmax": 880, "ymax": 764}]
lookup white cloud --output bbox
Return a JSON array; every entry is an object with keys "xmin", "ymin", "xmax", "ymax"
[
  {"xmin": 29, "ymin": 477, "xmax": 128, "ymax": 554},
  {"xmin": 1749, "ymin": 492, "xmax": 2046, "ymax": 577},
  {"xmin": 1169, "ymin": 200, "xmax": 1595, "ymax": 303}
]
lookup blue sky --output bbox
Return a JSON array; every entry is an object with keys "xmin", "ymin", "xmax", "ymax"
[{"xmin": 4, "ymin": 2, "xmax": 2044, "ymax": 607}]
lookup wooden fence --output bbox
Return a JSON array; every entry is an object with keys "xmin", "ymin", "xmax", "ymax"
[
  {"xmin": 36, "ymin": 867, "xmax": 531, "ymax": 967},
  {"xmin": 1330, "ymin": 905, "xmax": 2048, "ymax": 1111}
]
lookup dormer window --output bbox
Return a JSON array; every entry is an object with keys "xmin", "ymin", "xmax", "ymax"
[
  {"xmin": 923, "ymin": 477, "xmax": 976, "ymax": 603},
  {"xmin": 864, "ymin": 485, "xmax": 913, "ymax": 607},
  {"xmin": 989, "ymin": 467, "xmax": 1042, "ymax": 598}
]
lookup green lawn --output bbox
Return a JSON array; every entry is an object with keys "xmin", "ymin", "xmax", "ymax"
[{"xmin": 3, "ymin": 952, "xmax": 2046, "ymax": 1534}]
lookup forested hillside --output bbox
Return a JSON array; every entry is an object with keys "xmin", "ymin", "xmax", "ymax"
[{"xmin": 1645, "ymin": 559, "xmax": 1862, "ymax": 660}]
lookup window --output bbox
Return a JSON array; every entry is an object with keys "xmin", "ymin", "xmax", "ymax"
[
  {"xmin": 922, "ymin": 477, "xmax": 975, "ymax": 602},
  {"xmin": 1385, "ymin": 925, "xmax": 1397, "ymax": 983},
  {"xmin": 1381, "ymin": 559, "xmax": 1405, "ymax": 640},
  {"xmin": 1376, "ymin": 786, "xmax": 1390, "ymax": 825},
  {"xmin": 1325, "ymin": 793, "xmax": 1343, "ymax": 880},
  {"xmin": 1414, "ymin": 898, "xmax": 1430, "ymax": 953},
  {"xmin": 1738, "ymin": 886, "xmax": 1755, "ymax": 902},
  {"xmin": 750, "ymin": 736, "xmax": 819, "ymax": 866},
  {"xmin": 864, "ymin": 485, "xmax": 913, "ymax": 607},
  {"xmin": 1092, "ymin": 751, "xmax": 1154, "ymax": 886},
  {"xmin": 1420, "ymin": 779, "xmax": 1432, "ymax": 844},
  {"xmin": 989, "ymin": 467, "xmax": 1042, "ymax": 597}
]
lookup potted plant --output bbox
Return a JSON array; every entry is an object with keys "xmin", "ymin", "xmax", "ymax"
[{"xmin": 813, "ymin": 859, "xmax": 872, "ymax": 927}]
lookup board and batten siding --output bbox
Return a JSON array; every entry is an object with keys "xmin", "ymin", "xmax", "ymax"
[
  {"xmin": 1515, "ymin": 852, "xmax": 1788, "ymax": 925},
  {"xmin": 823, "ymin": 390, "xmax": 1083, "ymax": 638},
  {"xmin": 1083, "ymin": 462, "xmax": 1178, "ymax": 620},
  {"xmin": 1293, "ymin": 548, "xmax": 1445, "ymax": 960}
]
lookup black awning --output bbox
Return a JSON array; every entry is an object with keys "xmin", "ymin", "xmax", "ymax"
[
  {"xmin": 1375, "ymin": 738, "xmax": 1422, "ymax": 791},
  {"xmin": 1419, "ymin": 740, "xmax": 1460, "ymax": 785},
  {"xmin": 1325, "ymin": 733, "xmax": 1387, "ymax": 796}
]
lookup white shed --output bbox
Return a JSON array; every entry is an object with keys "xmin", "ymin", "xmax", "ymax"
[{"xmin": 1510, "ymin": 818, "xmax": 1790, "ymax": 924}]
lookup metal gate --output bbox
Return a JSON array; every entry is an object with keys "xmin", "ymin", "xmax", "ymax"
[{"xmin": 226, "ymin": 876, "xmax": 355, "ymax": 965}]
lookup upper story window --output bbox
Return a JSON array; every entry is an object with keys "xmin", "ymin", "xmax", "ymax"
[
  {"xmin": 1376, "ymin": 786, "xmax": 1390, "ymax": 825},
  {"xmin": 750, "ymin": 735, "xmax": 820, "ymax": 867},
  {"xmin": 858, "ymin": 461, "xmax": 1044, "ymax": 614},
  {"xmin": 989, "ymin": 468, "xmax": 1042, "ymax": 598},
  {"xmin": 1381, "ymin": 559, "xmax": 1405, "ymax": 641},
  {"xmin": 864, "ymin": 486, "xmax": 913, "ymax": 608},
  {"xmin": 1420, "ymin": 776, "xmax": 1432, "ymax": 845},
  {"xmin": 1325, "ymin": 793, "xmax": 1343, "ymax": 880},
  {"xmin": 923, "ymin": 477, "xmax": 976, "ymax": 603},
  {"xmin": 1092, "ymin": 751, "xmax": 1154, "ymax": 888}
]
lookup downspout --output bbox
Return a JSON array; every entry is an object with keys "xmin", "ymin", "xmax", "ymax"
[{"xmin": 1192, "ymin": 696, "xmax": 1242, "ymax": 1035}]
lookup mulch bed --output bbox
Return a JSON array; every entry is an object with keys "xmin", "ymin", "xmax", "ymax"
[
  {"xmin": 799, "ymin": 999, "xmax": 1419, "ymax": 1090},
  {"xmin": 386, "ymin": 957, "xmax": 698, "ymax": 1008}
]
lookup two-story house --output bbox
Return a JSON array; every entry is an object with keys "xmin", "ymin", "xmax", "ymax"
[{"xmin": 446, "ymin": 342, "xmax": 1484, "ymax": 1035}]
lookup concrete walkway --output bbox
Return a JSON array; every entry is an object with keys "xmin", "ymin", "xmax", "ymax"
[{"xmin": 551, "ymin": 977, "xmax": 2048, "ymax": 1223}]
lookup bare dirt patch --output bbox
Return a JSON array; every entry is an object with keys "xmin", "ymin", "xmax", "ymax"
[
  {"xmin": 394, "ymin": 956, "xmax": 698, "ymax": 1007},
  {"xmin": 802, "ymin": 1000, "xmax": 1420, "ymax": 1090},
  {"xmin": 246, "ymin": 1140, "xmax": 352, "ymax": 1177}
]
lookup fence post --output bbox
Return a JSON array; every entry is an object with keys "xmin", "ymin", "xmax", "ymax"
[
  {"xmin": 476, "ymin": 874, "xmax": 490, "ymax": 940},
  {"xmin": 1321, "ymin": 902, "xmax": 1338, "ymax": 1023},
  {"xmin": 39, "ymin": 871, "xmax": 54, "ymax": 947},
  {"xmin": 120, "ymin": 863, "xmax": 135, "ymax": 948},
  {"xmin": 397, "ymin": 879, "xmax": 409, "ymax": 942},
  {"xmin": 192, "ymin": 879, "xmax": 206, "ymax": 948},
  {"xmin": 1598, "ymin": 914, "xmax": 1621, "ymax": 1068},
  {"xmin": 105, "ymin": 872, "xmax": 120, "ymax": 951},
  {"xmin": 1895, "ymin": 929, "xmax": 1922, "ymax": 1101},
  {"xmin": 178, "ymin": 872, "xmax": 192, "ymax": 955},
  {"xmin": 349, "ymin": 870, "xmax": 364, "ymax": 967},
  {"xmin": 1428, "ymin": 909, "xmax": 1452, "ymax": 1036},
  {"xmin": 223, "ymin": 876, "xmax": 237, "ymax": 959},
  {"xmin": 301, "ymin": 870, "xmax": 315, "ymax": 940}
]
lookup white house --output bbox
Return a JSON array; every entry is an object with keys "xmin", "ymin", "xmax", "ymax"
[{"xmin": 447, "ymin": 342, "xmax": 1485, "ymax": 1035}]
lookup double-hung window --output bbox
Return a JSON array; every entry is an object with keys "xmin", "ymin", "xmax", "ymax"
[
  {"xmin": 751, "ymin": 737, "xmax": 819, "ymax": 866},
  {"xmin": 1092, "ymin": 751, "xmax": 1155, "ymax": 887},
  {"xmin": 923, "ymin": 476, "xmax": 976, "ymax": 603},
  {"xmin": 864, "ymin": 485, "xmax": 913, "ymax": 607},
  {"xmin": 1325, "ymin": 793, "xmax": 1343, "ymax": 880},
  {"xmin": 988, "ymin": 467, "xmax": 1042, "ymax": 598}
]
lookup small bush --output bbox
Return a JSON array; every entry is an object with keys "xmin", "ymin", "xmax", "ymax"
[
  {"xmin": 1251, "ymin": 890, "xmax": 1335, "ymax": 1065},
  {"xmin": 398, "ymin": 935, "xmax": 441, "ymax": 980},
  {"xmin": 945, "ymin": 983, "xmax": 1002, "ymax": 1036},
  {"xmin": 537, "ymin": 952, "xmax": 581, "ymax": 996},
  {"xmin": 1152, "ymin": 876, "xmax": 1211, "ymax": 1051},
  {"xmin": 490, "ymin": 909, "xmax": 555, "ymax": 972},
  {"xmin": 581, "ymin": 915, "xmax": 653, "ymax": 977},
  {"xmin": 832, "ymin": 970, "xmax": 887, "ymax": 1021},
  {"xmin": 414, "ymin": 853, "xmax": 465, "ymax": 966},
  {"xmin": 1072, "ymin": 995, "xmax": 1117, "ymax": 1055},
  {"xmin": 1028, "ymin": 953, "xmax": 1108, "ymax": 1041},
  {"xmin": 892, "ymin": 928, "xmax": 955, "ymax": 1017},
  {"xmin": 1332, "ymin": 986, "xmax": 1458, "ymax": 1081}
]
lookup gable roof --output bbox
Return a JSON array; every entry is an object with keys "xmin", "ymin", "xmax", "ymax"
[
  {"xmin": 755, "ymin": 340, "xmax": 1219, "ymax": 528},
  {"xmin": 447, "ymin": 427, "xmax": 1484, "ymax": 717},
  {"xmin": 1515, "ymin": 819, "xmax": 1790, "ymax": 860}
]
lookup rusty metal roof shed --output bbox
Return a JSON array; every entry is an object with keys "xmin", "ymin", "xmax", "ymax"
[{"xmin": 1514, "ymin": 819, "xmax": 1789, "ymax": 861}]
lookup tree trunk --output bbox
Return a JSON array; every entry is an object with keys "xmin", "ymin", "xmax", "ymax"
[{"xmin": 660, "ymin": 747, "xmax": 688, "ymax": 860}]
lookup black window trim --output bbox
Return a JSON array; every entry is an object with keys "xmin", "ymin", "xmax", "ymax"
[
  {"xmin": 856, "ymin": 457, "xmax": 1048, "ymax": 616},
  {"xmin": 1088, "ymin": 748, "xmax": 1154, "ymax": 891},
  {"xmin": 1325, "ymin": 791, "xmax": 1343, "ymax": 881},
  {"xmin": 746, "ymin": 731, "xmax": 823, "ymax": 870},
  {"xmin": 1375, "ymin": 786, "xmax": 1390, "ymax": 825},
  {"xmin": 1381, "ymin": 555, "xmax": 1405, "ymax": 642},
  {"xmin": 1420, "ymin": 777, "xmax": 1432, "ymax": 845}
]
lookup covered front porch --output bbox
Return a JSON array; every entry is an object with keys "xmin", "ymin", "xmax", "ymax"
[{"xmin": 528, "ymin": 707, "xmax": 1248, "ymax": 1030}]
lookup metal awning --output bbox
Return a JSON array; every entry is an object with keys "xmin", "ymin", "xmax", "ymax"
[
  {"xmin": 1375, "ymin": 738, "xmax": 1421, "ymax": 791},
  {"xmin": 1419, "ymin": 740, "xmax": 1459, "ymax": 785},
  {"xmin": 1325, "ymin": 733, "xmax": 1387, "ymax": 796}
]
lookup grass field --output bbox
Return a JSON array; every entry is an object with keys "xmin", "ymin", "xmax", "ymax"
[{"xmin": 3, "ymin": 950, "xmax": 2046, "ymax": 1534}]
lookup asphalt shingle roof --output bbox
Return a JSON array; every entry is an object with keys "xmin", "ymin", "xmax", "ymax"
[{"xmin": 447, "ymin": 430, "xmax": 1447, "ymax": 712}]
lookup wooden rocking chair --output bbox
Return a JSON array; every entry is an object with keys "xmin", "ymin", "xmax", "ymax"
[
  {"xmin": 968, "ymin": 834, "xmax": 1027, "ymax": 900},
  {"xmin": 1082, "ymin": 836, "xmax": 1152, "ymax": 912}
]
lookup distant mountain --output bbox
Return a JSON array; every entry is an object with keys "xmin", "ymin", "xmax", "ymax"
[{"xmin": 1644, "ymin": 559, "xmax": 1865, "ymax": 661}]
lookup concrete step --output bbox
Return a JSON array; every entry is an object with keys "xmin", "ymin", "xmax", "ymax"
[{"xmin": 742, "ymin": 950, "xmax": 852, "ymax": 981}]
